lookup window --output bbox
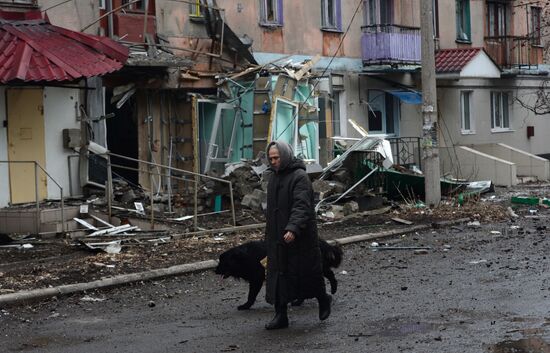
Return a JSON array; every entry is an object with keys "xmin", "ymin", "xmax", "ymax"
[
  {"xmin": 321, "ymin": 0, "xmax": 342, "ymax": 31},
  {"xmin": 486, "ymin": 1, "xmax": 508, "ymax": 37},
  {"xmin": 367, "ymin": 90, "xmax": 399, "ymax": 135},
  {"xmin": 122, "ymin": 0, "xmax": 145, "ymax": 11},
  {"xmin": 456, "ymin": 0, "xmax": 471, "ymax": 42},
  {"xmin": 260, "ymin": 0, "xmax": 283, "ymax": 26},
  {"xmin": 190, "ymin": 0, "xmax": 204, "ymax": 18},
  {"xmin": 364, "ymin": 0, "xmax": 393, "ymax": 26},
  {"xmin": 99, "ymin": 0, "xmax": 105, "ymax": 10},
  {"xmin": 490, "ymin": 91, "xmax": 511, "ymax": 130},
  {"xmin": 531, "ymin": 6, "xmax": 541, "ymax": 45},
  {"xmin": 460, "ymin": 91, "xmax": 473, "ymax": 133}
]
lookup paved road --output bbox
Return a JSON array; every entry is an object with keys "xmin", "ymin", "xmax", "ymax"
[{"xmin": 1, "ymin": 217, "xmax": 550, "ymax": 352}]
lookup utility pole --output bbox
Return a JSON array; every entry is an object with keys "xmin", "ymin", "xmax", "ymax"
[{"xmin": 420, "ymin": 0, "xmax": 441, "ymax": 206}]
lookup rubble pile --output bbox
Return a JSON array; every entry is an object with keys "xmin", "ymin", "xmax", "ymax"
[{"xmin": 222, "ymin": 160, "xmax": 268, "ymax": 213}]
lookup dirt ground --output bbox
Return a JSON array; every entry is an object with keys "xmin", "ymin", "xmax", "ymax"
[{"xmin": 0, "ymin": 187, "xmax": 517, "ymax": 294}]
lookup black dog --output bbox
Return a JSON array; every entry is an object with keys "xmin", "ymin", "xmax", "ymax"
[{"xmin": 215, "ymin": 239, "xmax": 343, "ymax": 310}]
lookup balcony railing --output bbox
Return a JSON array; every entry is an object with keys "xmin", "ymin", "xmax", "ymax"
[
  {"xmin": 484, "ymin": 35, "xmax": 543, "ymax": 69},
  {"xmin": 361, "ymin": 24, "xmax": 421, "ymax": 66}
]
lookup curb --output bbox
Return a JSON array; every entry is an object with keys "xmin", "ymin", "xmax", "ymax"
[{"xmin": 0, "ymin": 218, "xmax": 469, "ymax": 306}]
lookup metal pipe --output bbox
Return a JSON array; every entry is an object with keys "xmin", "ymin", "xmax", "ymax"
[
  {"xmin": 34, "ymin": 162, "xmax": 40, "ymax": 234},
  {"xmin": 67, "ymin": 155, "xmax": 73, "ymax": 196},
  {"xmin": 107, "ymin": 155, "xmax": 113, "ymax": 223},
  {"xmin": 60, "ymin": 188, "xmax": 65, "ymax": 234},
  {"xmin": 229, "ymin": 182, "xmax": 236, "ymax": 226},
  {"xmin": 167, "ymin": 138, "xmax": 173, "ymax": 213},
  {"xmin": 150, "ymin": 170, "xmax": 155, "ymax": 230},
  {"xmin": 194, "ymin": 175, "xmax": 199, "ymax": 230},
  {"xmin": 106, "ymin": 152, "xmax": 229, "ymax": 184},
  {"xmin": 315, "ymin": 167, "xmax": 379, "ymax": 212}
]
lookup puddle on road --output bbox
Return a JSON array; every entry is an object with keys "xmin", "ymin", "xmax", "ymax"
[{"xmin": 488, "ymin": 337, "xmax": 550, "ymax": 353}]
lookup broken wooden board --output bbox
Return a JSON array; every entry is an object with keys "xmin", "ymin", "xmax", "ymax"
[
  {"xmin": 291, "ymin": 54, "xmax": 321, "ymax": 81},
  {"xmin": 391, "ymin": 217, "xmax": 414, "ymax": 225}
]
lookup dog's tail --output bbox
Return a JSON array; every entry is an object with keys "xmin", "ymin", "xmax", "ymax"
[{"xmin": 324, "ymin": 241, "xmax": 343, "ymax": 268}]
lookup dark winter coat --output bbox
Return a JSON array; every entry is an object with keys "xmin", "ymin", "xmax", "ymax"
[{"xmin": 265, "ymin": 141, "xmax": 326, "ymax": 305}]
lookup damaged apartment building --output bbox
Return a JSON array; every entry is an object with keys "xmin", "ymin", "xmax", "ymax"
[
  {"xmin": 2, "ymin": 0, "xmax": 550, "ymax": 234},
  {"xmin": 0, "ymin": 0, "xmax": 329, "ymax": 233}
]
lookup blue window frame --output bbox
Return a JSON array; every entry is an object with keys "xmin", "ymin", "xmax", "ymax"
[{"xmin": 259, "ymin": 0, "xmax": 283, "ymax": 26}]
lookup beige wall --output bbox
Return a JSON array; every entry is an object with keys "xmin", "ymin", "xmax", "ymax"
[
  {"xmin": 435, "ymin": 77, "xmax": 550, "ymax": 156},
  {"xmin": 222, "ymin": 0, "xmax": 363, "ymax": 57},
  {"xmin": 38, "ymin": 0, "xmax": 99, "ymax": 34}
]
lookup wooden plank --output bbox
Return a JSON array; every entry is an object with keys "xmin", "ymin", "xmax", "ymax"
[{"xmin": 391, "ymin": 217, "xmax": 413, "ymax": 225}]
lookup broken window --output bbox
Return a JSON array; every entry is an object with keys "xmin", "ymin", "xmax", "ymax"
[
  {"xmin": 366, "ymin": 90, "xmax": 399, "ymax": 135},
  {"xmin": 490, "ymin": 91, "xmax": 511, "ymax": 130},
  {"xmin": 486, "ymin": 1, "xmax": 508, "ymax": 37},
  {"xmin": 364, "ymin": 0, "xmax": 393, "ymax": 26},
  {"xmin": 259, "ymin": 0, "xmax": 283, "ymax": 26},
  {"xmin": 122, "ymin": 0, "xmax": 145, "ymax": 11},
  {"xmin": 321, "ymin": 0, "xmax": 341, "ymax": 31},
  {"xmin": 456, "ymin": 0, "xmax": 471, "ymax": 42},
  {"xmin": 190, "ymin": 0, "xmax": 205, "ymax": 18}
]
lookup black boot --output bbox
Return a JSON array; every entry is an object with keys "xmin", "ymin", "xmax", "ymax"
[
  {"xmin": 318, "ymin": 294, "xmax": 332, "ymax": 321},
  {"xmin": 265, "ymin": 304, "xmax": 288, "ymax": 330}
]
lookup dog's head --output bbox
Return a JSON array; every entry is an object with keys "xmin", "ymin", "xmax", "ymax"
[{"xmin": 214, "ymin": 247, "xmax": 247, "ymax": 279}]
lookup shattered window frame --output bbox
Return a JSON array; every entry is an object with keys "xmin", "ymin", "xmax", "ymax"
[
  {"xmin": 456, "ymin": 0, "xmax": 471, "ymax": 42},
  {"xmin": 366, "ymin": 90, "xmax": 399, "ymax": 136},
  {"xmin": 259, "ymin": 0, "xmax": 282, "ymax": 27},
  {"xmin": 122, "ymin": 0, "xmax": 146, "ymax": 12}
]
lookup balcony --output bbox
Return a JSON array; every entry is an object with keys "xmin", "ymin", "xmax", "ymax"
[
  {"xmin": 484, "ymin": 36, "xmax": 543, "ymax": 69},
  {"xmin": 361, "ymin": 24, "xmax": 421, "ymax": 66}
]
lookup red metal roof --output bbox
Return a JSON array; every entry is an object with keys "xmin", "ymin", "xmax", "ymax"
[
  {"xmin": 0, "ymin": 11, "xmax": 128, "ymax": 83},
  {"xmin": 435, "ymin": 48, "xmax": 482, "ymax": 73}
]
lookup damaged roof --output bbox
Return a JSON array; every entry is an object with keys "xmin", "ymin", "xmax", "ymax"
[{"xmin": 0, "ymin": 10, "xmax": 129, "ymax": 83}]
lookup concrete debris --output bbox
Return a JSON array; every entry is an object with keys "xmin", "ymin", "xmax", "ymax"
[
  {"xmin": 467, "ymin": 220, "xmax": 481, "ymax": 228},
  {"xmin": 80, "ymin": 295, "xmax": 106, "ymax": 302},
  {"xmin": 506, "ymin": 207, "xmax": 519, "ymax": 218},
  {"xmin": 241, "ymin": 189, "xmax": 266, "ymax": 211}
]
